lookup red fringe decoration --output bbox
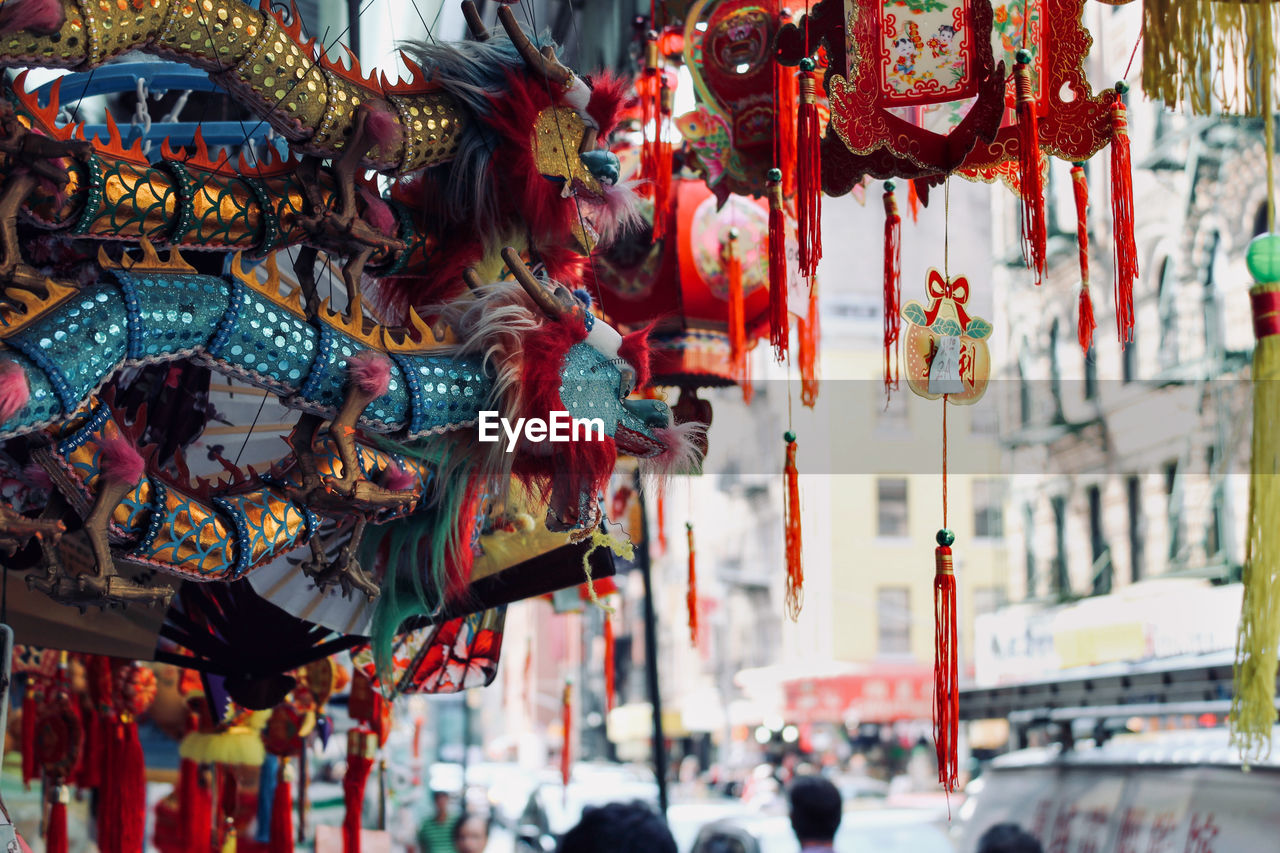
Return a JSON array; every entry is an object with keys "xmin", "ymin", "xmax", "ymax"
[
  {"xmin": 1111, "ymin": 91, "xmax": 1137, "ymax": 346},
  {"xmin": 1014, "ymin": 55, "xmax": 1046, "ymax": 286},
  {"xmin": 343, "ymin": 731, "xmax": 375, "ymax": 853},
  {"xmin": 181, "ymin": 756, "xmax": 212, "ymax": 853},
  {"xmin": 120, "ymin": 720, "xmax": 147, "ymax": 853},
  {"xmin": 75, "ymin": 704, "xmax": 102, "ymax": 790},
  {"xmin": 798, "ymin": 283, "xmax": 820, "ymax": 407},
  {"xmin": 907, "ymin": 179, "xmax": 921, "ymax": 223},
  {"xmin": 45, "ymin": 788, "xmax": 68, "ymax": 853},
  {"xmin": 603, "ymin": 614, "xmax": 616, "ymax": 713},
  {"xmin": 934, "ymin": 544, "xmax": 959, "ymax": 793},
  {"xmin": 883, "ymin": 184, "xmax": 903, "ymax": 397},
  {"xmin": 783, "ymin": 434, "xmax": 803, "ymax": 620},
  {"xmin": 1070, "ymin": 164, "xmax": 1096, "ymax": 352},
  {"xmin": 768, "ymin": 180, "xmax": 790, "ymax": 361},
  {"xmin": 773, "ymin": 42, "xmax": 798, "ymax": 199},
  {"xmin": 725, "ymin": 237, "xmax": 746, "ymax": 384},
  {"xmin": 686, "ymin": 522, "xmax": 698, "ymax": 646},
  {"xmin": 21, "ymin": 683, "xmax": 36, "ymax": 789},
  {"xmin": 639, "ymin": 36, "xmax": 673, "ymax": 241},
  {"xmin": 560, "ymin": 682, "xmax": 572, "ymax": 788},
  {"xmin": 656, "ymin": 491, "xmax": 668, "ymax": 555},
  {"xmin": 797, "ymin": 66, "xmax": 823, "ymax": 279},
  {"xmin": 269, "ymin": 760, "xmax": 294, "ymax": 853}
]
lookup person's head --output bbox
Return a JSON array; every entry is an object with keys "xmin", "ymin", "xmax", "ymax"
[
  {"xmin": 555, "ymin": 801, "xmax": 676, "ymax": 853},
  {"xmin": 432, "ymin": 790, "xmax": 450, "ymax": 818},
  {"xmin": 788, "ymin": 775, "xmax": 842, "ymax": 845},
  {"xmin": 452, "ymin": 812, "xmax": 489, "ymax": 853},
  {"xmin": 976, "ymin": 823, "xmax": 1044, "ymax": 853}
]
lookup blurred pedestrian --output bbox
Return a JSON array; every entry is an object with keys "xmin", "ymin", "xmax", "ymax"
[
  {"xmin": 976, "ymin": 823, "xmax": 1044, "ymax": 853},
  {"xmin": 555, "ymin": 801, "xmax": 676, "ymax": 853},
  {"xmin": 417, "ymin": 789, "xmax": 454, "ymax": 853},
  {"xmin": 452, "ymin": 812, "xmax": 490, "ymax": 853},
  {"xmin": 788, "ymin": 774, "xmax": 842, "ymax": 851}
]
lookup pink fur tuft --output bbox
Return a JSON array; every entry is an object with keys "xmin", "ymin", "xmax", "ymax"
[
  {"xmin": 641, "ymin": 422, "xmax": 707, "ymax": 480},
  {"xmin": 0, "ymin": 0, "xmax": 64, "ymax": 34},
  {"xmin": 381, "ymin": 464, "xmax": 417, "ymax": 492},
  {"xmin": 20, "ymin": 462, "xmax": 51, "ymax": 491},
  {"xmin": 359, "ymin": 187, "xmax": 397, "ymax": 237},
  {"xmin": 0, "ymin": 360, "xmax": 30, "ymax": 425},
  {"xmin": 348, "ymin": 351, "xmax": 392, "ymax": 397},
  {"xmin": 580, "ymin": 180, "xmax": 644, "ymax": 247},
  {"xmin": 99, "ymin": 437, "xmax": 145, "ymax": 485},
  {"xmin": 364, "ymin": 107, "xmax": 402, "ymax": 149}
]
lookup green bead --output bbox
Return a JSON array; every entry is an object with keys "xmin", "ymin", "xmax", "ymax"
[
  {"xmin": 799, "ymin": 57, "xmax": 816, "ymax": 72},
  {"xmin": 784, "ymin": 430, "xmax": 796, "ymax": 443},
  {"xmin": 1247, "ymin": 233, "xmax": 1280, "ymax": 284},
  {"xmin": 728, "ymin": 226, "xmax": 740, "ymax": 240},
  {"xmin": 1115, "ymin": 80, "xmax": 1130, "ymax": 95},
  {"xmin": 767, "ymin": 167, "xmax": 783, "ymax": 182},
  {"xmin": 884, "ymin": 180, "xmax": 896, "ymax": 192},
  {"xmin": 1015, "ymin": 48, "xmax": 1032, "ymax": 65},
  {"xmin": 936, "ymin": 528, "xmax": 955, "ymax": 547}
]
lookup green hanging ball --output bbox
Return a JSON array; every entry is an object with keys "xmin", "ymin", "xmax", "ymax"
[
  {"xmin": 1015, "ymin": 48, "xmax": 1033, "ymax": 65},
  {"xmin": 1247, "ymin": 233, "xmax": 1280, "ymax": 284},
  {"xmin": 1115, "ymin": 80, "xmax": 1130, "ymax": 95},
  {"xmin": 799, "ymin": 57, "xmax": 816, "ymax": 72},
  {"xmin": 784, "ymin": 430, "xmax": 796, "ymax": 443},
  {"xmin": 936, "ymin": 528, "xmax": 955, "ymax": 547},
  {"xmin": 767, "ymin": 167, "xmax": 783, "ymax": 183},
  {"xmin": 885, "ymin": 180, "xmax": 896, "ymax": 192}
]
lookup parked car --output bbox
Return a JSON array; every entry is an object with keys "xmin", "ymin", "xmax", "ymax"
[
  {"xmin": 690, "ymin": 810, "xmax": 952, "ymax": 853},
  {"xmin": 513, "ymin": 774, "xmax": 661, "ymax": 851}
]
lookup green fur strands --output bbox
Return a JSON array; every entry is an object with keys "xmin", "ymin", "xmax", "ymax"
[{"xmin": 362, "ymin": 435, "xmax": 486, "ymax": 682}]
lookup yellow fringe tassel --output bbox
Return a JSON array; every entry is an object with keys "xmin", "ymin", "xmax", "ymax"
[
  {"xmin": 1231, "ymin": 282, "xmax": 1280, "ymax": 764},
  {"xmin": 581, "ymin": 528, "xmax": 634, "ymax": 614},
  {"xmin": 1143, "ymin": 0, "xmax": 1280, "ymax": 115}
]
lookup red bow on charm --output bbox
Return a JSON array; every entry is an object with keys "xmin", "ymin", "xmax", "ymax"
[{"xmin": 922, "ymin": 270, "xmax": 972, "ymax": 329}]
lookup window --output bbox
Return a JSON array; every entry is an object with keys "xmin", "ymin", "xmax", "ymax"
[
  {"xmin": 877, "ymin": 587, "xmax": 911, "ymax": 655},
  {"xmin": 973, "ymin": 479, "xmax": 1005, "ymax": 539},
  {"xmin": 1128, "ymin": 476, "xmax": 1145, "ymax": 582},
  {"xmin": 1024, "ymin": 503, "xmax": 1037, "ymax": 600},
  {"xmin": 1084, "ymin": 345, "xmax": 1098, "ymax": 401},
  {"xmin": 1157, "ymin": 258, "xmax": 1178, "ymax": 371},
  {"xmin": 877, "ymin": 479, "xmax": 909, "ymax": 538},
  {"xmin": 1051, "ymin": 495, "xmax": 1069, "ymax": 599},
  {"xmin": 1018, "ymin": 359, "xmax": 1032, "ymax": 426},
  {"xmin": 1207, "ymin": 446, "xmax": 1223, "ymax": 558},
  {"xmin": 1088, "ymin": 485, "xmax": 1111, "ymax": 595},
  {"xmin": 973, "ymin": 586, "xmax": 1008, "ymax": 618},
  {"xmin": 1165, "ymin": 461, "xmax": 1182, "ymax": 564}
]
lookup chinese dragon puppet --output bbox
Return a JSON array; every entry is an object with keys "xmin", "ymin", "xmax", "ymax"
[{"xmin": 0, "ymin": 0, "xmax": 703, "ymax": 693}]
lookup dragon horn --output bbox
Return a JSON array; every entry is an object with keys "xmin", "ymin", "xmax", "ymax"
[
  {"xmin": 502, "ymin": 247, "xmax": 566, "ymax": 319},
  {"xmin": 497, "ymin": 5, "xmax": 572, "ymax": 85},
  {"xmin": 461, "ymin": 1, "xmax": 489, "ymax": 41},
  {"xmin": 462, "ymin": 267, "xmax": 485, "ymax": 293}
]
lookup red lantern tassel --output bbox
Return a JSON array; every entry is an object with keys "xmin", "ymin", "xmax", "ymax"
[
  {"xmin": 883, "ymin": 182, "xmax": 903, "ymax": 397},
  {"xmin": 1111, "ymin": 83, "xmax": 1137, "ymax": 346},
  {"xmin": 907, "ymin": 179, "xmax": 921, "ymax": 223},
  {"xmin": 797, "ymin": 59, "xmax": 823, "ymax": 279},
  {"xmin": 1070, "ymin": 163, "xmax": 1097, "ymax": 352},
  {"xmin": 657, "ymin": 491, "xmax": 668, "ymax": 555},
  {"xmin": 181, "ymin": 757, "xmax": 213, "ymax": 853},
  {"xmin": 560, "ymin": 682, "xmax": 572, "ymax": 789},
  {"xmin": 21, "ymin": 684, "xmax": 37, "ymax": 790},
  {"xmin": 783, "ymin": 432, "xmax": 803, "ymax": 620},
  {"xmin": 1014, "ymin": 51, "xmax": 1046, "ymax": 286},
  {"xmin": 75, "ymin": 705, "xmax": 102, "ymax": 790},
  {"xmin": 343, "ymin": 731, "xmax": 375, "ymax": 853},
  {"xmin": 686, "ymin": 522, "xmax": 698, "ymax": 646},
  {"xmin": 119, "ymin": 719, "xmax": 147, "ymax": 853},
  {"xmin": 773, "ymin": 23, "xmax": 798, "ymax": 198},
  {"xmin": 45, "ymin": 785, "xmax": 68, "ymax": 853},
  {"xmin": 270, "ymin": 759, "xmax": 294, "ymax": 853},
  {"xmin": 933, "ymin": 536, "xmax": 959, "ymax": 793},
  {"xmin": 603, "ymin": 614, "xmax": 616, "ymax": 713},
  {"xmin": 798, "ymin": 283, "xmax": 820, "ymax": 407},
  {"xmin": 768, "ymin": 175, "xmax": 789, "ymax": 361},
  {"xmin": 725, "ymin": 233, "xmax": 746, "ymax": 384}
]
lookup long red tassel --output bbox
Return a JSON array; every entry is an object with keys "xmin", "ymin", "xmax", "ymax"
[
  {"xmin": 639, "ymin": 33, "xmax": 673, "ymax": 241},
  {"xmin": 656, "ymin": 491, "xmax": 668, "ymax": 555},
  {"xmin": 686, "ymin": 522, "xmax": 698, "ymax": 646},
  {"xmin": 182, "ymin": 757, "xmax": 213, "ymax": 853},
  {"xmin": 269, "ymin": 759, "xmax": 294, "ymax": 853},
  {"xmin": 1111, "ymin": 83, "xmax": 1137, "ymax": 346},
  {"xmin": 1070, "ymin": 164, "xmax": 1097, "ymax": 352},
  {"xmin": 97, "ymin": 723, "xmax": 121, "ymax": 853},
  {"xmin": 783, "ymin": 432, "xmax": 803, "ymax": 620},
  {"xmin": 45, "ymin": 786, "xmax": 68, "ymax": 853},
  {"xmin": 75, "ymin": 704, "xmax": 102, "ymax": 790},
  {"xmin": 560, "ymin": 682, "xmax": 572, "ymax": 788},
  {"xmin": 1014, "ymin": 50, "xmax": 1046, "ymax": 286},
  {"xmin": 21, "ymin": 683, "xmax": 37, "ymax": 790},
  {"xmin": 725, "ymin": 233, "xmax": 746, "ymax": 384},
  {"xmin": 603, "ymin": 614, "xmax": 616, "ymax": 713},
  {"xmin": 773, "ymin": 20, "xmax": 798, "ymax": 198},
  {"xmin": 119, "ymin": 719, "xmax": 147, "ymax": 853},
  {"xmin": 797, "ymin": 58, "xmax": 823, "ymax": 279},
  {"xmin": 883, "ymin": 182, "xmax": 903, "ymax": 397},
  {"xmin": 934, "ymin": 531, "xmax": 959, "ymax": 794},
  {"xmin": 343, "ymin": 731, "xmax": 375, "ymax": 853},
  {"xmin": 768, "ymin": 172, "xmax": 790, "ymax": 361},
  {"xmin": 798, "ymin": 283, "xmax": 820, "ymax": 407}
]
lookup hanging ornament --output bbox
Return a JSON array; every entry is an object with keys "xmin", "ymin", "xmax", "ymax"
[
  {"xmin": 1070, "ymin": 163, "xmax": 1096, "ymax": 352},
  {"xmin": 724, "ymin": 228, "xmax": 747, "ymax": 385},
  {"xmin": 639, "ymin": 30, "xmax": 675, "ymax": 240},
  {"xmin": 1111, "ymin": 83, "xmax": 1137, "ymax": 347},
  {"xmin": 269, "ymin": 759, "xmax": 294, "ymax": 853},
  {"xmin": 933, "ymin": 526, "xmax": 958, "ymax": 792},
  {"xmin": 35, "ymin": 658, "xmax": 81, "ymax": 853},
  {"xmin": 902, "ymin": 270, "xmax": 992, "ymax": 405},
  {"xmin": 343, "ymin": 728, "xmax": 376, "ymax": 853},
  {"xmin": 773, "ymin": 9, "xmax": 799, "ymax": 199},
  {"xmin": 603, "ymin": 613, "xmax": 616, "ymax": 713},
  {"xmin": 798, "ymin": 282, "xmax": 820, "ymax": 408},
  {"xmin": 1013, "ymin": 49, "xmax": 1046, "ymax": 286},
  {"xmin": 883, "ymin": 181, "xmax": 903, "ymax": 397},
  {"xmin": 796, "ymin": 57, "xmax": 822, "ymax": 279},
  {"xmin": 686, "ymin": 522, "xmax": 699, "ymax": 646},
  {"xmin": 767, "ymin": 169, "xmax": 790, "ymax": 360},
  {"xmin": 561, "ymin": 680, "xmax": 573, "ymax": 789},
  {"xmin": 783, "ymin": 431, "xmax": 803, "ymax": 620}
]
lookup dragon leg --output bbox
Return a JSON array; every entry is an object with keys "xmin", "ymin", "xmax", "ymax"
[
  {"xmin": 0, "ymin": 505, "xmax": 64, "ymax": 556},
  {"xmin": 298, "ymin": 515, "xmax": 379, "ymax": 599}
]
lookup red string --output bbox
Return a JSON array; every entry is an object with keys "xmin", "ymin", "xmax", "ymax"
[{"xmin": 941, "ymin": 397, "xmax": 948, "ymax": 529}]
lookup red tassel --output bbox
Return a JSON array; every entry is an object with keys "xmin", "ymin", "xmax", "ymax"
[
  {"xmin": 639, "ymin": 34, "xmax": 673, "ymax": 241},
  {"xmin": 75, "ymin": 705, "xmax": 102, "ymax": 790},
  {"xmin": 1014, "ymin": 52, "xmax": 1046, "ymax": 286},
  {"xmin": 933, "ymin": 539, "xmax": 959, "ymax": 793},
  {"xmin": 21, "ymin": 683, "xmax": 37, "ymax": 789},
  {"xmin": 560, "ymin": 682, "xmax": 572, "ymax": 788},
  {"xmin": 603, "ymin": 614, "xmax": 616, "ymax": 714},
  {"xmin": 686, "ymin": 522, "xmax": 698, "ymax": 646},
  {"xmin": 798, "ymin": 283, "xmax": 820, "ymax": 407},
  {"xmin": 783, "ymin": 433, "xmax": 803, "ymax": 620},
  {"xmin": 1111, "ymin": 85, "xmax": 1137, "ymax": 346},
  {"xmin": 119, "ymin": 719, "xmax": 147, "ymax": 853},
  {"xmin": 907, "ymin": 179, "xmax": 921, "ymax": 223},
  {"xmin": 343, "ymin": 731, "xmax": 375, "ymax": 853},
  {"xmin": 656, "ymin": 491, "xmax": 668, "ymax": 555},
  {"xmin": 883, "ymin": 183, "xmax": 903, "ymax": 397},
  {"xmin": 97, "ymin": 724, "xmax": 120, "ymax": 853},
  {"xmin": 797, "ymin": 61, "xmax": 823, "ymax": 278},
  {"xmin": 768, "ymin": 176, "xmax": 789, "ymax": 361},
  {"xmin": 269, "ymin": 760, "xmax": 294, "ymax": 853},
  {"xmin": 773, "ymin": 19, "xmax": 798, "ymax": 199},
  {"xmin": 725, "ymin": 234, "xmax": 746, "ymax": 384},
  {"xmin": 1070, "ymin": 164, "xmax": 1096, "ymax": 352},
  {"xmin": 45, "ymin": 786, "xmax": 68, "ymax": 853},
  {"xmin": 180, "ymin": 755, "xmax": 213, "ymax": 853}
]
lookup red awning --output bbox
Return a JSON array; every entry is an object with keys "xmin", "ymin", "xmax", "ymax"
[{"xmin": 783, "ymin": 664, "xmax": 933, "ymax": 725}]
